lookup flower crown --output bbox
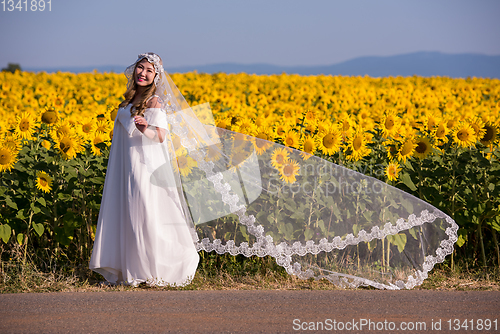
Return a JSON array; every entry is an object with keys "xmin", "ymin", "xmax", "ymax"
[{"xmin": 137, "ymin": 53, "xmax": 164, "ymax": 75}]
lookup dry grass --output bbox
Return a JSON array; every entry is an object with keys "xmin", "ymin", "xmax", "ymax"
[
  {"xmin": 1, "ymin": 259, "xmax": 499, "ymax": 293},
  {"xmin": 417, "ymin": 265, "xmax": 500, "ymax": 291}
]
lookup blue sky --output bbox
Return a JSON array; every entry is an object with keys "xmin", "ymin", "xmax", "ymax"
[{"xmin": 1, "ymin": 0, "xmax": 499, "ymax": 70}]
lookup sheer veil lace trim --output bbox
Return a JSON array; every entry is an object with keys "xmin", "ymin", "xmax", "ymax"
[
  {"xmin": 167, "ymin": 108, "xmax": 459, "ymax": 290},
  {"xmin": 126, "ymin": 274, "xmax": 195, "ymax": 288}
]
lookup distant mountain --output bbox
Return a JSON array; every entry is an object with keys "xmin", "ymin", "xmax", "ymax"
[{"xmin": 24, "ymin": 52, "xmax": 500, "ymax": 78}]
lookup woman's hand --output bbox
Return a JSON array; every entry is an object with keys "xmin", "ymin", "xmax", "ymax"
[
  {"xmin": 134, "ymin": 115, "xmax": 165, "ymax": 142},
  {"xmin": 134, "ymin": 116, "xmax": 148, "ymax": 133}
]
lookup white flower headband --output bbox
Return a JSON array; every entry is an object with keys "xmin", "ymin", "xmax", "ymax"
[{"xmin": 136, "ymin": 53, "xmax": 164, "ymax": 75}]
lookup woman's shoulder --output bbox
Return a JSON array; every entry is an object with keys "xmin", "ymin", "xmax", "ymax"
[
  {"xmin": 118, "ymin": 103, "xmax": 131, "ymax": 111},
  {"xmin": 146, "ymin": 95, "xmax": 161, "ymax": 109},
  {"xmin": 144, "ymin": 96, "xmax": 165, "ymax": 117}
]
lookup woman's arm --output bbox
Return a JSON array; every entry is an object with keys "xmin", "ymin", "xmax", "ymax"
[
  {"xmin": 134, "ymin": 96, "xmax": 166, "ymax": 142},
  {"xmin": 134, "ymin": 116, "xmax": 166, "ymax": 143}
]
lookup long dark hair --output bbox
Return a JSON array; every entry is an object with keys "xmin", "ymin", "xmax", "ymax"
[{"xmin": 119, "ymin": 54, "xmax": 160, "ymax": 117}]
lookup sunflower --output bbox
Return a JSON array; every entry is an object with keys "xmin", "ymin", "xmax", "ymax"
[
  {"xmin": 109, "ymin": 107, "xmax": 119, "ymax": 122},
  {"xmin": 467, "ymin": 116, "xmax": 487, "ymax": 140},
  {"xmin": 233, "ymin": 122, "xmax": 257, "ymax": 137},
  {"xmin": 170, "ymin": 133, "xmax": 183, "ymax": 151},
  {"xmin": 271, "ymin": 147, "xmax": 290, "ymax": 169},
  {"xmin": 316, "ymin": 125, "xmax": 342, "ymax": 156},
  {"xmin": 228, "ymin": 147, "xmax": 253, "ymax": 168},
  {"xmin": 279, "ymin": 158, "xmax": 300, "ymax": 184},
  {"xmin": 413, "ymin": 136, "xmax": 433, "ymax": 159},
  {"xmin": 2, "ymin": 133, "xmax": 22, "ymax": 153},
  {"xmin": 253, "ymin": 127, "xmax": 274, "ymax": 155},
  {"xmin": 359, "ymin": 116, "xmax": 375, "ymax": 133},
  {"xmin": 235, "ymin": 118, "xmax": 255, "ymax": 133},
  {"xmin": 283, "ymin": 108, "xmax": 296, "ymax": 123},
  {"xmin": 338, "ymin": 114, "xmax": 356, "ymax": 139},
  {"xmin": 422, "ymin": 113, "xmax": 441, "ymax": 133},
  {"xmin": 0, "ymin": 146, "xmax": 17, "ymax": 172},
  {"xmin": 385, "ymin": 163, "xmax": 401, "ymax": 182},
  {"xmin": 299, "ymin": 134, "xmax": 316, "ymax": 156},
  {"xmin": 452, "ymin": 122, "xmax": 477, "ymax": 148},
  {"xmin": 304, "ymin": 119, "xmax": 317, "ymax": 134},
  {"xmin": 345, "ymin": 130, "xmax": 371, "ymax": 162},
  {"xmin": 282, "ymin": 130, "xmax": 300, "ymax": 149},
  {"xmin": 379, "ymin": 110, "xmax": 400, "ymax": 138},
  {"xmin": 14, "ymin": 112, "xmax": 36, "ymax": 140},
  {"xmin": 252, "ymin": 138, "xmax": 272, "ymax": 155},
  {"xmin": 91, "ymin": 133, "xmax": 108, "ymax": 156},
  {"xmin": 52, "ymin": 96, "xmax": 65, "ymax": 108},
  {"xmin": 41, "ymin": 140, "xmax": 51, "ymax": 150},
  {"xmin": 357, "ymin": 108, "xmax": 370, "ymax": 122},
  {"xmin": 177, "ymin": 155, "xmax": 197, "ymax": 177},
  {"xmin": 385, "ymin": 141, "xmax": 399, "ymax": 161},
  {"xmin": 396, "ymin": 136, "xmax": 416, "ymax": 163},
  {"xmin": 205, "ymin": 143, "xmax": 223, "ymax": 163},
  {"xmin": 446, "ymin": 117, "xmax": 457, "ymax": 130},
  {"xmin": 51, "ymin": 120, "xmax": 74, "ymax": 140},
  {"xmin": 95, "ymin": 119, "xmax": 112, "ymax": 134},
  {"xmin": 216, "ymin": 116, "xmax": 232, "ymax": 130},
  {"xmin": 93, "ymin": 92, "xmax": 103, "ymax": 102},
  {"xmin": 1, "ymin": 81, "xmax": 11, "ymax": 91},
  {"xmin": 36, "ymin": 171, "xmax": 53, "ymax": 193},
  {"xmin": 274, "ymin": 124, "xmax": 287, "ymax": 138},
  {"xmin": 79, "ymin": 117, "xmax": 96, "ymax": 139},
  {"xmin": 174, "ymin": 144, "xmax": 188, "ymax": 160},
  {"xmin": 433, "ymin": 122, "xmax": 449, "ymax": 144},
  {"xmin": 231, "ymin": 132, "xmax": 248, "ymax": 150},
  {"xmin": 25, "ymin": 95, "xmax": 38, "ymax": 108},
  {"xmin": 55, "ymin": 135, "xmax": 81, "ymax": 160},
  {"xmin": 304, "ymin": 109, "xmax": 317, "ymax": 123},
  {"xmin": 254, "ymin": 116, "xmax": 270, "ymax": 128},
  {"xmin": 479, "ymin": 121, "xmax": 499, "ymax": 146},
  {"xmin": 40, "ymin": 107, "xmax": 59, "ymax": 125},
  {"xmin": 38, "ymin": 95, "xmax": 47, "ymax": 107}
]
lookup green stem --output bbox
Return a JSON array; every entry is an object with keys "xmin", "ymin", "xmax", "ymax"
[
  {"xmin": 23, "ymin": 210, "xmax": 34, "ymax": 268},
  {"xmin": 416, "ymin": 159, "xmax": 424, "ymax": 199},
  {"xmin": 0, "ymin": 243, "xmax": 4, "ymax": 283},
  {"xmin": 386, "ymin": 238, "xmax": 390, "ymax": 269},
  {"xmin": 382, "ymin": 237, "xmax": 385, "ymax": 270},
  {"xmin": 472, "ymin": 173, "xmax": 487, "ymax": 269},
  {"xmin": 477, "ymin": 220, "xmax": 487, "ymax": 268},
  {"xmin": 492, "ymin": 229, "xmax": 500, "ymax": 269}
]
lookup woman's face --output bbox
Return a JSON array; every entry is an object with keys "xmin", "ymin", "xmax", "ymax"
[{"xmin": 135, "ymin": 59, "xmax": 156, "ymax": 87}]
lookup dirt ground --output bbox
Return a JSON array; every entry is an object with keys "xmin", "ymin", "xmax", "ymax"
[{"xmin": 1, "ymin": 290, "xmax": 499, "ymax": 333}]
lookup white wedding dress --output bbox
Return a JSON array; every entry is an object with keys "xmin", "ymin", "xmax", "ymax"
[{"xmin": 89, "ymin": 104, "xmax": 199, "ymax": 286}]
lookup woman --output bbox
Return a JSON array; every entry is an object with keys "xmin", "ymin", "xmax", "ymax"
[
  {"xmin": 91, "ymin": 53, "xmax": 458, "ymax": 289},
  {"xmin": 89, "ymin": 53, "xmax": 199, "ymax": 286}
]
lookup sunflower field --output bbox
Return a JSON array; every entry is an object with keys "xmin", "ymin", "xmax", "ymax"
[{"xmin": 0, "ymin": 70, "xmax": 499, "ymax": 282}]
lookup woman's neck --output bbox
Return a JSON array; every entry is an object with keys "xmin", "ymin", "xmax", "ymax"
[
  {"xmin": 132, "ymin": 87, "xmax": 145, "ymax": 104},
  {"xmin": 135, "ymin": 86, "xmax": 146, "ymax": 96}
]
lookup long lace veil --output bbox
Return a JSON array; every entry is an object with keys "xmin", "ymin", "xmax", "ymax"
[{"xmin": 126, "ymin": 54, "xmax": 458, "ymax": 289}]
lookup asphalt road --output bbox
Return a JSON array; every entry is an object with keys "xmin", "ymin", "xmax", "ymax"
[{"xmin": 1, "ymin": 290, "xmax": 499, "ymax": 333}]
